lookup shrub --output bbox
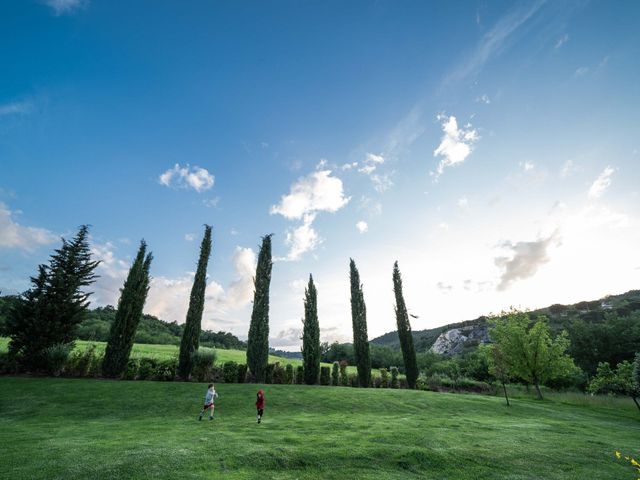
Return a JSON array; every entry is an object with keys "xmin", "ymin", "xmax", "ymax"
[
  {"xmin": 137, "ymin": 358, "xmax": 159, "ymax": 380},
  {"xmin": 0, "ymin": 352, "xmax": 18, "ymax": 374},
  {"xmin": 192, "ymin": 351, "xmax": 217, "ymax": 382},
  {"xmin": 123, "ymin": 358, "xmax": 140, "ymax": 380},
  {"xmin": 331, "ymin": 362, "xmax": 339, "ymax": 386},
  {"xmin": 390, "ymin": 367, "xmax": 399, "ymax": 389},
  {"xmin": 67, "ymin": 344, "xmax": 98, "ymax": 377},
  {"xmin": 373, "ymin": 376, "xmax": 382, "ymax": 388},
  {"xmin": 237, "ymin": 364, "xmax": 248, "ymax": 383},
  {"xmin": 339, "ymin": 361, "xmax": 349, "ymax": 386},
  {"xmin": 43, "ymin": 343, "xmax": 72, "ymax": 377},
  {"xmin": 265, "ymin": 363, "xmax": 275, "ymax": 384},
  {"xmin": 348, "ymin": 373, "xmax": 358, "ymax": 387},
  {"xmin": 295, "ymin": 365, "xmax": 304, "ymax": 384},
  {"xmin": 223, "ymin": 361, "xmax": 238, "ymax": 383},
  {"xmin": 285, "ymin": 364, "xmax": 294, "ymax": 384},
  {"xmin": 379, "ymin": 368, "xmax": 389, "ymax": 388},
  {"xmin": 272, "ymin": 363, "xmax": 286, "ymax": 384},
  {"xmin": 320, "ymin": 366, "xmax": 331, "ymax": 385},
  {"xmin": 155, "ymin": 359, "xmax": 177, "ymax": 381}
]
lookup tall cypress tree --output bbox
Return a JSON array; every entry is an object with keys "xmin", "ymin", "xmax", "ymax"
[
  {"xmin": 7, "ymin": 225, "xmax": 100, "ymax": 369},
  {"xmin": 247, "ymin": 234, "xmax": 273, "ymax": 382},
  {"xmin": 349, "ymin": 258, "xmax": 371, "ymax": 387},
  {"xmin": 102, "ymin": 241, "xmax": 153, "ymax": 377},
  {"xmin": 178, "ymin": 225, "xmax": 212, "ymax": 379},
  {"xmin": 393, "ymin": 261, "xmax": 419, "ymax": 389},
  {"xmin": 302, "ymin": 274, "xmax": 320, "ymax": 385}
]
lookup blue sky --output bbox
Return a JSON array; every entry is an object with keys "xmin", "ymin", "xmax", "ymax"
[{"xmin": 1, "ymin": 0, "xmax": 639, "ymax": 350}]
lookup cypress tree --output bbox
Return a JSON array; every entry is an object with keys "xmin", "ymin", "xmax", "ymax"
[
  {"xmin": 7, "ymin": 225, "xmax": 100, "ymax": 370},
  {"xmin": 178, "ymin": 225, "xmax": 212, "ymax": 379},
  {"xmin": 349, "ymin": 258, "xmax": 371, "ymax": 387},
  {"xmin": 302, "ymin": 274, "xmax": 320, "ymax": 385},
  {"xmin": 102, "ymin": 241, "xmax": 153, "ymax": 377},
  {"xmin": 247, "ymin": 234, "xmax": 273, "ymax": 382},
  {"xmin": 393, "ymin": 261, "xmax": 419, "ymax": 389}
]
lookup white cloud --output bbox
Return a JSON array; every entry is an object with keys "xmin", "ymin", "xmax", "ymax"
[
  {"xmin": 90, "ymin": 241, "xmax": 131, "ymax": 306},
  {"xmin": 370, "ymin": 173, "xmax": 394, "ymax": 193},
  {"xmin": 457, "ymin": 196, "xmax": 469, "ymax": 208},
  {"xmin": 358, "ymin": 165, "xmax": 376, "ymax": 175},
  {"xmin": 184, "ymin": 233, "xmax": 195, "ymax": 242},
  {"xmin": 356, "ymin": 221, "xmax": 368, "ymax": 234},
  {"xmin": 588, "ymin": 166, "xmax": 615, "ymax": 199},
  {"xmin": 0, "ymin": 101, "xmax": 33, "ymax": 116},
  {"xmin": 495, "ymin": 231, "xmax": 561, "ymax": 291},
  {"xmin": 341, "ymin": 162, "xmax": 358, "ymax": 171},
  {"xmin": 521, "ymin": 161, "xmax": 535, "ymax": 172},
  {"xmin": 270, "ymin": 170, "xmax": 350, "ymax": 221},
  {"xmin": 282, "ymin": 215, "xmax": 321, "ymax": 261},
  {"xmin": 203, "ymin": 196, "xmax": 220, "ymax": 208},
  {"xmin": 574, "ymin": 67, "xmax": 589, "ymax": 77},
  {"xmin": 476, "ymin": 94, "xmax": 491, "ymax": 104},
  {"xmin": 44, "ymin": 0, "xmax": 84, "ymax": 15},
  {"xmin": 555, "ymin": 34, "xmax": 569, "ymax": 49},
  {"xmin": 158, "ymin": 163, "xmax": 215, "ymax": 193},
  {"xmin": 359, "ymin": 196, "xmax": 382, "ymax": 217},
  {"xmin": 560, "ymin": 160, "xmax": 576, "ymax": 178},
  {"xmin": 0, "ymin": 203, "xmax": 57, "ymax": 251},
  {"xmin": 433, "ymin": 115, "xmax": 479, "ymax": 179},
  {"xmin": 366, "ymin": 153, "xmax": 385, "ymax": 164}
]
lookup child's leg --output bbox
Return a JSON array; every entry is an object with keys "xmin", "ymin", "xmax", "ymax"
[{"xmin": 208, "ymin": 405, "xmax": 215, "ymax": 419}]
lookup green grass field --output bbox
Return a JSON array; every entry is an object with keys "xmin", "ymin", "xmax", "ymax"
[{"xmin": 1, "ymin": 377, "xmax": 638, "ymax": 479}]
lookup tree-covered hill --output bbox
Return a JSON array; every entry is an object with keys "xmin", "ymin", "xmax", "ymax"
[{"xmin": 0, "ymin": 298, "xmax": 246, "ymax": 350}]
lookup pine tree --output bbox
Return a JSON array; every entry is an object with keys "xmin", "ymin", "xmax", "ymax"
[
  {"xmin": 302, "ymin": 274, "xmax": 320, "ymax": 385},
  {"xmin": 349, "ymin": 258, "xmax": 371, "ymax": 387},
  {"xmin": 392, "ymin": 261, "xmax": 419, "ymax": 389},
  {"xmin": 178, "ymin": 225, "xmax": 212, "ymax": 379},
  {"xmin": 247, "ymin": 234, "xmax": 273, "ymax": 382},
  {"xmin": 102, "ymin": 241, "xmax": 153, "ymax": 377},
  {"xmin": 7, "ymin": 225, "xmax": 100, "ymax": 369}
]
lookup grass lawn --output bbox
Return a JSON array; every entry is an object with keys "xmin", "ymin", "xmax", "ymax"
[{"xmin": 1, "ymin": 377, "xmax": 638, "ymax": 479}]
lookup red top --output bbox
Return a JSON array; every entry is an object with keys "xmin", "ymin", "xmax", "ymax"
[{"xmin": 255, "ymin": 390, "xmax": 265, "ymax": 409}]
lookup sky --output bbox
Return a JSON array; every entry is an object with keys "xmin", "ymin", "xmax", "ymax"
[{"xmin": 1, "ymin": 0, "xmax": 639, "ymax": 351}]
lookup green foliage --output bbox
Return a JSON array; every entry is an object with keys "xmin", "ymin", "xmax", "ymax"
[
  {"xmin": 265, "ymin": 363, "xmax": 275, "ymax": 384},
  {"xmin": 247, "ymin": 235, "xmax": 273, "ymax": 382},
  {"xmin": 390, "ymin": 366, "xmax": 399, "ymax": 389},
  {"xmin": 7, "ymin": 225, "xmax": 99, "ymax": 370},
  {"xmin": 237, "ymin": 364, "xmax": 248, "ymax": 383},
  {"xmin": 489, "ymin": 310, "xmax": 576, "ymax": 399},
  {"xmin": 223, "ymin": 361, "xmax": 239, "ymax": 383},
  {"xmin": 43, "ymin": 343, "xmax": 72, "ymax": 377},
  {"xmin": 339, "ymin": 360, "xmax": 348, "ymax": 386},
  {"xmin": 349, "ymin": 259, "xmax": 371, "ymax": 387},
  {"xmin": 155, "ymin": 359, "xmax": 177, "ymax": 381},
  {"xmin": 67, "ymin": 344, "xmax": 99, "ymax": 377},
  {"xmin": 123, "ymin": 358, "xmax": 140, "ymax": 380},
  {"xmin": 138, "ymin": 358, "xmax": 158, "ymax": 380},
  {"xmin": 272, "ymin": 362, "xmax": 286, "ymax": 384},
  {"xmin": 302, "ymin": 274, "xmax": 320, "ymax": 385},
  {"xmin": 192, "ymin": 350, "xmax": 217, "ymax": 382},
  {"xmin": 379, "ymin": 368, "xmax": 389, "ymax": 388},
  {"xmin": 588, "ymin": 361, "xmax": 637, "ymax": 397},
  {"xmin": 331, "ymin": 361, "xmax": 339, "ymax": 386},
  {"xmin": 285, "ymin": 363, "xmax": 294, "ymax": 384},
  {"xmin": 103, "ymin": 241, "xmax": 153, "ymax": 378},
  {"xmin": 295, "ymin": 365, "xmax": 304, "ymax": 384},
  {"xmin": 392, "ymin": 262, "xmax": 419, "ymax": 389},
  {"xmin": 179, "ymin": 225, "xmax": 213, "ymax": 379},
  {"xmin": 0, "ymin": 295, "xmax": 20, "ymax": 336},
  {"xmin": 320, "ymin": 366, "xmax": 331, "ymax": 385}
]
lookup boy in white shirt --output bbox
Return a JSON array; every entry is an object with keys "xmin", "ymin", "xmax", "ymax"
[{"xmin": 198, "ymin": 383, "xmax": 218, "ymax": 421}]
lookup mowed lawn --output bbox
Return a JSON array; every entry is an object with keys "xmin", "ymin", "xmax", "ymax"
[{"xmin": 1, "ymin": 377, "xmax": 638, "ymax": 479}]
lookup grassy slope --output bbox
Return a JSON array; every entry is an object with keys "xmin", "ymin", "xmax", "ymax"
[{"xmin": 1, "ymin": 377, "xmax": 638, "ymax": 480}]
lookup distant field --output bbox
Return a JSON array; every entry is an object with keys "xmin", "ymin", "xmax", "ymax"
[{"xmin": 1, "ymin": 377, "xmax": 638, "ymax": 479}]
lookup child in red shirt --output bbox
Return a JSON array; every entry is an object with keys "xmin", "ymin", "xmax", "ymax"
[{"xmin": 255, "ymin": 389, "xmax": 265, "ymax": 424}]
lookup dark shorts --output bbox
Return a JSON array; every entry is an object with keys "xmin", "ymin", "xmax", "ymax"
[
  {"xmin": 203, "ymin": 403, "xmax": 214, "ymax": 409},
  {"xmin": 257, "ymin": 408, "xmax": 264, "ymax": 416}
]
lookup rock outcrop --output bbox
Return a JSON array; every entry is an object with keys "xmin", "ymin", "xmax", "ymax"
[{"xmin": 430, "ymin": 323, "xmax": 490, "ymax": 356}]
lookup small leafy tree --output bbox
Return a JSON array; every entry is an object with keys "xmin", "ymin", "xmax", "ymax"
[
  {"xmin": 589, "ymin": 358, "xmax": 640, "ymax": 412},
  {"xmin": 285, "ymin": 364, "xmax": 294, "ymax": 384},
  {"xmin": 390, "ymin": 366, "xmax": 399, "ymax": 388},
  {"xmin": 331, "ymin": 361, "xmax": 339, "ymax": 386},
  {"xmin": 295, "ymin": 365, "xmax": 304, "ymax": 384},
  {"xmin": 489, "ymin": 310, "xmax": 575, "ymax": 399},
  {"xmin": 481, "ymin": 343, "xmax": 511, "ymax": 406},
  {"xmin": 320, "ymin": 366, "xmax": 331, "ymax": 385},
  {"xmin": 379, "ymin": 368, "xmax": 389, "ymax": 388},
  {"xmin": 178, "ymin": 225, "xmax": 212, "ymax": 379},
  {"xmin": 339, "ymin": 360, "xmax": 349, "ymax": 386}
]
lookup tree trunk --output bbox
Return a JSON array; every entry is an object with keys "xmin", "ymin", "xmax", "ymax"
[
  {"xmin": 632, "ymin": 396, "xmax": 640, "ymax": 412},
  {"xmin": 502, "ymin": 381, "xmax": 510, "ymax": 406},
  {"xmin": 534, "ymin": 383, "xmax": 543, "ymax": 400}
]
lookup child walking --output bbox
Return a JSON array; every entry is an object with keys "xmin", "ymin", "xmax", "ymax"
[
  {"xmin": 199, "ymin": 383, "xmax": 218, "ymax": 421},
  {"xmin": 255, "ymin": 389, "xmax": 265, "ymax": 424}
]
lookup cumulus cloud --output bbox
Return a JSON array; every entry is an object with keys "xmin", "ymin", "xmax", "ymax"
[
  {"xmin": 588, "ymin": 166, "xmax": 615, "ymax": 199},
  {"xmin": 495, "ymin": 231, "xmax": 561, "ymax": 291},
  {"xmin": 0, "ymin": 203, "xmax": 57, "ymax": 251},
  {"xmin": 90, "ymin": 241, "xmax": 131, "ymax": 306},
  {"xmin": 270, "ymin": 327, "xmax": 302, "ymax": 348},
  {"xmin": 356, "ymin": 221, "xmax": 368, "ymax": 234},
  {"xmin": 158, "ymin": 163, "xmax": 215, "ymax": 192},
  {"xmin": 44, "ymin": 0, "xmax": 85, "ymax": 15},
  {"xmin": 432, "ymin": 115, "xmax": 479, "ymax": 179},
  {"xmin": 271, "ymin": 169, "xmax": 349, "ymax": 260}
]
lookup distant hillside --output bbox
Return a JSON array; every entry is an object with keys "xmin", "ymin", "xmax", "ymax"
[
  {"xmin": 371, "ymin": 289, "xmax": 640, "ymax": 353},
  {"xmin": 0, "ymin": 298, "xmax": 246, "ymax": 350}
]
